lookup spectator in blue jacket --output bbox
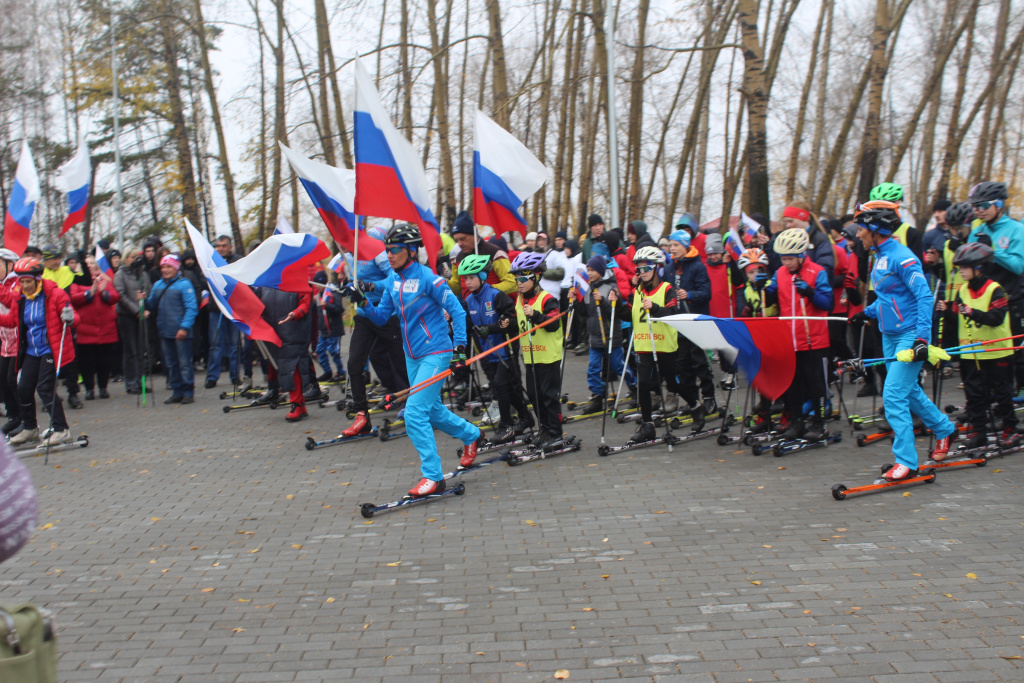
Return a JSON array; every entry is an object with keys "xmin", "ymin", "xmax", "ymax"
[
  {"xmin": 351, "ymin": 224, "xmax": 482, "ymax": 498},
  {"xmin": 144, "ymin": 255, "xmax": 198, "ymax": 405}
]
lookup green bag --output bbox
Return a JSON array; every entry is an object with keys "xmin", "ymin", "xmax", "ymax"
[{"xmin": 0, "ymin": 603, "xmax": 57, "ymax": 683}]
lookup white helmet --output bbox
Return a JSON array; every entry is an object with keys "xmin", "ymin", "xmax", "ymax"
[
  {"xmin": 774, "ymin": 228, "xmax": 810, "ymax": 256},
  {"xmin": 0, "ymin": 249, "xmax": 20, "ymax": 263},
  {"xmin": 633, "ymin": 245, "xmax": 666, "ymax": 265}
]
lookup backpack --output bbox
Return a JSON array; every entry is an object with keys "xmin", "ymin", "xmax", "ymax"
[{"xmin": 0, "ymin": 603, "xmax": 58, "ymax": 682}]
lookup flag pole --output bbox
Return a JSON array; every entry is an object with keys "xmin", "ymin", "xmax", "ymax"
[
  {"xmin": 111, "ymin": 9, "xmax": 125, "ymax": 252},
  {"xmin": 353, "ymin": 215, "xmax": 359, "ymax": 291}
]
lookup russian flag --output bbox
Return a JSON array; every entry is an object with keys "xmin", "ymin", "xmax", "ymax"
[
  {"xmin": 273, "ymin": 216, "xmax": 294, "ymax": 235},
  {"xmin": 94, "ymin": 245, "xmax": 114, "ymax": 280},
  {"xmin": 659, "ymin": 314, "xmax": 796, "ymax": 401},
  {"xmin": 328, "ymin": 252, "xmax": 344, "ymax": 275},
  {"xmin": 473, "ymin": 110, "xmax": 548, "ymax": 238},
  {"xmin": 740, "ymin": 212, "xmax": 761, "ymax": 241},
  {"xmin": 3, "ymin": 140, "xmax": 40, "ymax": 256},
  {"xmin": 57, "ymin": 136, "xmax": 91, "ymax": 235},
  {"xmin": 184, "ymin": 219, "xmax": 281, "ymax": 346},
  {"xmin": 215, "ymin": 233, "xmax": 330, "ymax": 293},
  {"xmin": 573, "ymin": 267, "xmax": 591, "ymax": 300},
  {"xmin": 199, "ymin": 290, "xmax": 210, "ymax": 309},
  {"xmin": 725, "ymin": 229, "xmax": 745, "ymax": 260},
  {"xmin": 352, "ymin": 58, "xmax": 441, "ymax": 269}
]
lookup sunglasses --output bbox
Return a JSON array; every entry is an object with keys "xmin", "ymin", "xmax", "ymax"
[
  {"xmin": 636, "ymin": 265, "xmax": 657, "ymax": 273},
  {"xmin": 515, "ymin": 275, "xmax": 534, "ymax": 283},
  {"xmin": 973, "ymin": 201, "xmax": 995, "ymax": 211},
  {"xmin": 386, "ymin": 246, "xmax": 407, "ymax": 255}
]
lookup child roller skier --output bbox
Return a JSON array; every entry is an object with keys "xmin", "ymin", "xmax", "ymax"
[
  {"xmin": 460, "ymin": 254, "xmax": 532, "ymax": 444},
  {"xmin": 350, "ymin": 224, "xmax": 482, "ymax": 496},
  {"xmin": 577, "ymin": 255, "xmax": 626, "ymax": 416},
  {"xmin": 764, "ymin": 228, "xmax": 833, "ymax": 442},
  {"xmin": 936, "ymin": 243, "xmax": 1017, "ymax": 451},
  {"xmin": 737, "ymin": 248, "xmax": 778, "ymax": 435},
  {"xmin": 848, "ymin": 202, "xmax": 957, "ymax": 479},
  {"xmin": 510, "ymin": 251, "xmax": 568, "ymax": 451}
]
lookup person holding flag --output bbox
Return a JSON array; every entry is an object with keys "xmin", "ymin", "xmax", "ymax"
[{"xmin": 69, "ymin": 253, "xmax": 120, "ymax": 400}]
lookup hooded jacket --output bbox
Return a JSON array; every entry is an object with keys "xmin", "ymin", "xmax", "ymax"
[
  {"xmin": 579, "ymin": 269, "xmax": 625, "ymax": 348},
  {"xmin": 665, "ymin": 247, "xmax": 711, "ymax": 315},
  {"xmin": 0, "ymin": 279, "xmax": 79, "ymax": 368}
]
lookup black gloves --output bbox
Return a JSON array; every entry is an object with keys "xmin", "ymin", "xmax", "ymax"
[{"xmin": 911, "ymin": 337, "xmax": 929, "ymax": 362}]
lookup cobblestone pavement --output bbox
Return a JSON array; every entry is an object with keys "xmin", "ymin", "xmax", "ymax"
[{"xmin": 2, "ymin": 353, "xmax": 1023, "ymax": 683}]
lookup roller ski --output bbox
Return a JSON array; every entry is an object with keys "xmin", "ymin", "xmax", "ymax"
[
  {"xmin": 219, "ymin": 385, "xmax": 265, "ymax": 400},
  {"xmin": 306, "ymin": 412, "xmax": 381, "ymax": 449},
  {"xmin": 598, "ymin": 422, "xmax": 676, "ymax": 456},
  {"xmin": 505, "ymin": 434, "xmax": 582, "ymax": 466},
  {"xmin": 13, "ymin": 432, "xmax": 89, "ymax": 456},
  {"xmin": 223, "ymin": 390, "xmax": 288, "ymax": 413},
  {"xmin": 455, "ymin": 427, "xmax": 533, "ymax": 457},
  {"xmin": 443, "ymin": 453, "xmax": 508, "ymax": 479},
  {"xmin": 831, "ymin": 464, "xmax": 937, "ymax": 501},
  {"xmin": 767, "ymin": 427, "xmax": 842, "ymax": 457},
  {"xmin": 359, "ymin": 479, "xmax": 466, "ymax": 518}
]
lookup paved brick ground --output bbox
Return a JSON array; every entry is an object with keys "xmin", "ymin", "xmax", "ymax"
[{"xmin": 3, "ymin": 353, "xmax": 1024, "ymax": 682}]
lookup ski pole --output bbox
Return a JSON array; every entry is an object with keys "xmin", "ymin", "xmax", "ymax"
[
  {"xmin": 137, "ymin": 298, "xmax": 144, "ymax": 408},
  {"xmin": 600, "ymin": 297, "xmax": 617, "ymax": 445},
  {"xmin": 45, "ymin": 318, "xmax": 70, "ymax": 465},
  {"xmin": 558, "ymin": 303, "xmax": 575, "ymax": 402},
  {"xmin": 644, "ymin": 301, "xmax": 673, "ymax": 451},
  {"xmin": 611, "ymin": 329, "xmax": 634, "ymax": 419}
]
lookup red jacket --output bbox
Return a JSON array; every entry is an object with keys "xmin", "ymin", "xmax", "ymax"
[
  {"xmin": 70, "ymin": 280, "xmax": 121, "ymax": 345},
  {"xmin": 831, "ymin": 244, "xmax": 850, "ymax": 315},
  {"xmin": 0, "ymin": 279, "xmax": 79, "ymax": 368},
  {"xmin": 777, "ymin": 260, "xmax": 830, "ymax": 352},
  {"xmin": 707, "ymin": 261, "xmax": 735, "ymax": 318}
]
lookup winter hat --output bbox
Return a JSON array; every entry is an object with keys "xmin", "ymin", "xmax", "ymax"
[
  {"xmin": 600, "ymin": 231, "xmax": 622, "ymax": 252},
  {"xmin": 489, "ymin": 235, "xmax": 508, "ymax": 252},
  {"xmin": 160, "ymin": 254, "xmax": 181, "ymax": 270},
  {"xmin": 555, "ymin": 230, "xmax": 567, "ymax": 241},
  {"xmin": 704, "ymin": 233, "xmax": 725, "ymax": 255},
  {"xmin": 628, "ymin": 220, "xmax": 648, "ymax": 237},
  {"xmin": 451, "ymin": 210, "xmax": 475, "ymax": 236},
  {"xmin": 587, "ymin": 255, "xmax": 607, "ymax": 273},
  {"xmin": 591, "ymin": 242, "xmax": 610, "ymax": 258},
  {"xmin": 0, "ymin": 441, "xmax": 37, "ymax": 564},
  {"xmin": 669, "ymin": 229, "xmax": 691, "ymax": 247},
  {"xmin": 588, "ymin": 214, "xmax": 604, "ymax": 228},
  {"xmin": 107, "ymin": 249, "xmax": 121, "ymax": 260},
  {"xmin": 525, "ymin": 231, "xmax": 538, "ymax": 242},
  {"xmin": 675, "ymin": 212, "xmax": 699, "ymax": 233},
  {"xmin": 564, "ymin": 239, "xmax": 580, "ymax": 257},
  {"xmin": 933, "ymin": 199, "xmax": 952, "ymax": 212},
  {"xmin": 97, "ymin": 239, "xmax": 111, "ymax": 251}
]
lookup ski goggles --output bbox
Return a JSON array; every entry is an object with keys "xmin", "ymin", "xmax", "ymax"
[
  {"xmin": 514, "ymin": 275, "xmax": 535, "ymax": 283},
  {"xmin": 972, "ymin": 200, "xmax": 1002, "ymax": 211},
  {"xmin": 635, "ymin": 264, "xmax": 657, "ymax": 274}
]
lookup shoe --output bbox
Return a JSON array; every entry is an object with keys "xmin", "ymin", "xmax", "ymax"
[
  {"xmin": 1000, "ymin": 428, "xmax": 1020, "ymax": 446},
  {"xmin": 408, "ymin": 477, "xmax": 445, "ymax": 497},
  {"xmin": 342, "ymin": 411, "xmax": 372, "ymax": 437},
  {"xmin": 303, "ymin": 384, "xmax": 324, "ymax": 401},
  {"xmin": 6, "ymin": 424, "xmax": 23, "ymax": 438},
  {"xmin": 930, "ymin": 433, "xmax": 954, "ymax": 461},
  {"xmin": 331, "ymin": 373, "xmax": 346, "ymax": 383},
  {"xmin": 662, "ymin": 394, "xmax": 680, "ymax": 414},
  {"xmin": 940, "ymin": 366, "xmax": 954, "ymax": 379},
  {"xmin": 964, "ymin": 431, "xmax": 987, "ymax": 449},
  {"xmin": 701, "ymin": 396, "xmax": 718, "ymax": 415},
  {"xmin": 251, "ymin": 390, "xmax": 279, "ymax": 407},
  {"xmin": 164, "ymin": 395, "xmax": 183, "ymax": 405},
  {"xmin": 856, "ymin": 383, "xmax": 877, "ymax": 398},
  {"xmin": 285, "ymin": 404, "xmax": 308, "ymax": 422},
  {"xmin": 720, "ymin": 373, "xmax": 736, "ymax": 391},
  {"xmin": 748, "ymin": 414, "xmax": 773, "ymax": 434},
  {"xmin": 539, "ymin": 430, "xmax": 565, "ymax": 452},
  {"xmin": 238, "ymin": 377, "xmax": 253, "ymax": 391},
  {"xmin": 781, "ymin": 419, "xmax": 806, "ymax": 441},
  {"xmin": 882, "ymin": 463, "xmax": 914, "ymax": 481},
  {"xmin": 491, "ymin": 425, "xmax": 516, "ymax": 444},
  {"xmin": 803, "ymin": 421, "xmax": 826, "ymax": 442},
  {"xmin": 85, "ymin": 390, "xmax": 95, "ymax": 401},
  {"xmin": 316, "ymin": 371, "xmax": 333, "ymax": 382},
  {"xmin": 9, "ymin": 428, "xmax": 39, "ymax": 446},
  {"xmin": 126, "ymin": 388, "xmax": 141, "ymax": 395},
  {"xmin": 180, "ymin": 396, "xmax": 194, "ymax": 404},
  {"xmin": 1, "ymin": 418, "xmax": 20, "ymax": 435},
  {"xmin": 99, "ymin": 388, "xmax": 110, "ymax": 399},
  {"xmin": 68, "ymin": 395, "xmax": 83, "ymax": 409},
  {"xmin": 40, "ymin": 429, "xmax": 69, "ymax": 447},
  {"xmin": 579, "ymin": 394, "xmax": 604, "ymax": 415},
  {"xmin": 573, "ymin": 344, "xmax": 589, "ymax": 356},
  {"xmin": 689, "ymin": 406, "xmax": 706, "ymax": 434},
  {"xmin": 204, "ymin": 379, "xmax": 217, "ymax": 389},
  {"xmin": 629, "ymin": 421, "xmax": 656, "ymax": 444},
  {"xmin": 513, "ymin": 415, "xmax": 535, "ymax": 435},
  {"xmin": 459, "ymin": 431, "xmax": 485, "ymax": 468}
]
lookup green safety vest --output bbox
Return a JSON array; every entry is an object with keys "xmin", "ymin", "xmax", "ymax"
[
  {"xmin": 958, "ymin": 280, "xmax": 1013, "ymax": 360},
  {"xmin": 515, "ymin": 290, "xmax": 562, "ymax": 364},
  {"xmin": 632, "ymin": 282, "xmax": 679, "ymax": 353}
]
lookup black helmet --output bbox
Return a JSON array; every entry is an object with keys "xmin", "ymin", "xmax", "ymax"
[
  {"xmin": 952, "ymin": 242, "xmax": 994, "ymax": 268},
  {"xmin": 41, "ymin": 243, "xmax": 62, "ymax": 261},
  {"xmin": 853, "ymin": 201, "xmax": 901, "ymax": 235},
  {"xmin": 944, "ymin": 201, "xmax": 974, "ymax": 227},
  {"xmin": 384, "ymin": 223, "xmax": 423, "ymax": 248},
  {"xmin": 967, "ymin": 181, "xmax": 1008, "ymax": 205}
]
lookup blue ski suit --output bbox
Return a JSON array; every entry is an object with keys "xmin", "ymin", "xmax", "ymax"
[
  {"xmin": 357, "ymin": 258, "xmax": 480, "ymax": 481},
  {"xmin": 863, "ymin": 237, "xmax": 955, "ymax": 469}
]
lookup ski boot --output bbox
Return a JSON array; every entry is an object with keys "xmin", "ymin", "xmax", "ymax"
[
  {"xmin": 408, "ymin": 477, "xmax": 446, "ymax": 498},
  {"xmin": 661, "ymin": 394, "xmax": 680, "ymax": 414},
  {"xmin": 803, "ymin": 420, "xmax": 826, "ymax": 443},
  {"xmin": 701, "ymin": 395, "xmax": 718, "ymax": 415},
  {"xmin": 999, "ymin": 427, "xmax": 1021, "ymax": 448},
  {"xmin": 880, "ymin": 463, "xmax": 916, "ymax": 482},
  {"xmin": 780, "ymin": 419, "xmax": 806, "ymax": 442},
  {"xmin": 490, "ymin": 424, "xmax": 516, "ymax": 445},
  {"xmin": 316, "ymin": 371, "xmax": 333, "ymax": 382},
  {"xmin": 688, "ymin": 406, "xmax": 706, "ymax": 434},
  {"xmin": 303, "ymin": 383, "xmax": 324, "ymax": 401},
  {"xmin": 285, "ymin": 404, "xmax": 308, "ymax": 422},
  {"xmin": 748, "ymin": 414, "xmax": 773, "ymax": 435},
  {"xmin": 963, "ymin": 431, "xmax": 988, "ymax": 450},
  {"xmin": 459, "ymin": 431, "xmax": 485, "ymax": 469},
  {"xmin": 929, "ymin": 432, "xmax": 955, "ymax": 461},
  {"xmin": 342, "ymin": 410, "xmax": 373, "ymax": 437},
  {"xmin": 629, "ymin": 421, "xmax": 657, "ymax": 445},
  {"xmin": 513, "ymin": 415, "xmax": 535, "ymax": 435},
  {"xmin": 252, "ymin": 389, "xmax": 279, "ymax": 406},
  {"xmin": 579, "ymin": 394, "xmax": 604, "ymax": 415},
  {"xmin": 538, "ymin": 430, "xmax": 565, "ymax": 452}
]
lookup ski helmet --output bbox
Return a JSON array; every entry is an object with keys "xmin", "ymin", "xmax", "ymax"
[
  {"xmin": 41, "ymin": 244, "xmax": 63, "ymax": 261},
  {"xmin": 944, "ymin": 201, "xmax": 975, "ymax": 228},
  {"xmin": 854, "ymin": 200, "xmax": 902, "ymax": 235},
  {"xmin": 384, "ymin": 223, "xmax": 423, "ymax": 248},
  {"xmin": 0, "ymin": 249, "xmax": 20, "ymax": 263},
  {"xmin": 633, "ymin": 245, "xmax": 666, "ymax": 265},
  {"xmin": 952, "ymin": 242, "xmax": 994, "ymax": 268},
  {"xmin": 967, "ymin": 181, "xmax": 1008, "ymax": 205},
  {"xmin": 869, "ymin": 182, "xmax": 904, "ymax": 203},
  {"xmin": 736, "ymin": 248, "xmax": 768, "ymax": 271},
  {"xmin": 510, "ymin": 251, "xmax": 546, "ymax": 274},
  {"xmin": 458, "ymin": 254, "xmax": 492, "ymax": 276},
  {"xmin": 773, "ymin": 228, "xmax": 811, "ymax": 255},
  {"xmin": 13, "ymin": 258, "xmax": 44, "ymax": 277}
]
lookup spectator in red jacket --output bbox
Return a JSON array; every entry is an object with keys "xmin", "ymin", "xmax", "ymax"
[
  {"xmin": 70, "ymin": 256, "xmax": 121, "ymax": 400},
  {"xmin": 0, "ymin": 249, "xmax": 22, "ymax": 437}
]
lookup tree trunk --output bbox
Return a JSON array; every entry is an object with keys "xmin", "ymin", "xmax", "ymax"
[
  {"xmin": 784, "ymin": 0, "xmax": 826, "ymax": 203},
  {"xmin": 806, "ymin": 0, "xmax": 833, "ymax": 199},
  {"xmin": 535, "ymin": 0, "xmax": 562, "ymax": 230},
  {"xmin": 737, "ymin": 0, "xmax": 770, "ymax": 216},
  {"xmin": 314, "ymin": 0, "xmax": 336, "ymax": 166},
  {"xmin": 968, "ymin": 0, "xmax": 1009, "ymax": 182},
  {"xmin": 426, "ymin": 0, "xmax": 456, "ymax": 225},
  {"xmin": 934, "ymin": 9, "xmax": 974, "ymax": 199},
  {"xmin": 857, "ymin": 0, "xmax": 893, "ymax": 202},
  {"xmin": 486, "ymin": 0, "xmax": 511, "ymax": 128},
  {"xmin": 560, "ymin": 5, "xmax": 586, "ymax": 229},
  {"xmin": 399, "ymin": 0, "xmax": 414, "ymax": 139},
  {"xmin": 814, "ymin": 54, "xmax": 873, "ymax": 208},
  {"xmin": 623, "ymin": 0, "xmax": 650, "ymax": 222},
  {"xmin": 158, "ymin": 4, "xmax": 199, "ymax": 228}
]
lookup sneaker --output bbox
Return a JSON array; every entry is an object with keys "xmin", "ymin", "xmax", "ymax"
[
  {"xmin": 701, "ymin": 396, "xmax": 718, "ymax": 415},
  {"xmin": 40, "ymin": 430, "xmax": 69, "ymax": 447},
  {"xmin": 459, "ymin": 431, "xmax": 485, "ymax": 468},
  {"xmin": 342, "ymin": 411, "xmax": 372, "ymax": 437},
  {"xmin": 856, "ymin": 383, "xmax": 877, "ymax": 398},
  {"xmin": 662, "ymin": 394, "xmax": 680, "ymax": 414},
  {"xmin": 85, "ymin": 390, "xmax": 95, "ymax": 401},
  {"xmin": 9, "ymin": 428, "xmax": 39, "ymax": 446},
  {"xmin": 930, "ymin": 433, "xmax": 954, "ymax": 461},
  {"xmin": 408, "ymin": 478, "xmax": 445, "ymax": 497},
  {"xmin": 316, "ymin": 371, "xmax": 333, "ymax": 382},
  {"xmin": 68, "ymin": 395, "xmax": 83, "ymax": 409},
  {"xmin": 781, "ymin": 419, "xmax": 805, "ymax": 441},
  {"xmin": 1, "ymin": 418, "xmax": 20, "ymax": 435},
  {"xmin": 204, "ymin": 379, "xmax": 217, "ymax": 389},
  {"xmin": 720, "ymin": 373, "xmax": 736, "ymax": 391},
  {"xmin": 238, "ymin": 377, "xmax": 253, "ymax": 392},
  {"xmin": 99, "ymin": 388, "xmax": 110, "ymax": 399},
  {"xmin": 180, "ymin": 396, "xmax": 194, "ymax": 404},
  {"xmin": 285, "ymin": 405, "xmax": 308, "ymax": 422},
  {"xmin": 164, "ymin": 395, "xmax": 183, "ymax": 404},
  {"xmin": 882, "ymin": 463, "xmax": 914, "ymax": 481},
  {"xmin": 573, "ymin": 344, "xmax": 589, "ymax": 356},
  {"xmin": 629, "ymin": 421, "xmax": 656, "ymax": 444}
]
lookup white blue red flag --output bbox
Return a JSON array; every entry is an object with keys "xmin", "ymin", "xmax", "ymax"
[
  {"xmin": 3, "ymin": 140, "xmax": 40, "ymax": 256},
  {"xmin": 328, "ymin": 252, "xmax": 344, "ymax": 275},
  {"xmin": 472, "ymin": 110, "xmax": 548, "ymax": 238},
  {"xmin": 185, "ymin": 219, "xmax": 281, "ymax": 346},
  {"xmin": 725, "ymin": 229, "xmax": 745, "ymax": 260},
  {"xmin": 94, "ymin": 245, "xmax": 114, "ymax": 279},
  {"xmin": 352, "ymin": 58, "xmax": 441, "ymax": 268},
  {"xmin": 199, "ymin": 290, "xmax": 210, "ymax": 309},
  {"xmin": 215, "ymin": 233, "xmax": 330, "ymax": 293},
  {"xmin": 273, "ymin": 216, "xmax": 294, "ymax": 235},
  {"xmin": 659, "ymin": 314, "xmax": 796, "ymax": 401},
  {"xmin": 573, "ymin": 267, "xmax": 591, "ymax": 300},
  {"xmin": 57, "ymin": 136, "xmax": 90, "ymax": 236},
  {"xmin": 740, "ymin": 212, "xmax": 761, "ymax": 240}
]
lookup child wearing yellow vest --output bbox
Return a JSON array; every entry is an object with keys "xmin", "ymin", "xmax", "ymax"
[{"xmin": 937, "ymin": 242, "xmax": 1017, "ymax": 452}]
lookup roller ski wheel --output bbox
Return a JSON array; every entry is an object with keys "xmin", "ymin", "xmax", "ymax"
[
  {"xmin": 222, "ymin": 405, "xmax": 231, "ymax": 413},
  {"xmin": 305, "ymin": 437, "xmax": 316, "ymax": 451},
  {"xmin": 716, "ymin": 434, "xmax": 730, "ymax": 446},
  {"xmin": 598, "ymin": 444, "xmax": 611, "ymax": 457},
  {"xmin": 831, "ymin": 484, "xmax": 848, "ymax": 501},
  {"xmin": 471, "ymin": 406, "xmax": 484, "ymax": 417},
  {"xmin": 856, "ymin": 434, "xmax": 867, "ymax": 447},
  {"xmin": 751, "ymin": 444, "xmax": 764, "ymax": 456},
  {"xmin": 319, "ymin": 395, "xmax": 330, "ymax": 408},
  {"xmin": 345, "ymin": 409, "xmax": 356, "ymax": 419}
]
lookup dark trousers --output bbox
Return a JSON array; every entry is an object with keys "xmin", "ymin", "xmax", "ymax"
[
  {"xmin": 524, "ymin": 361, "xmax": 561, "ymax": 435},
  {"xmin": 637, "ymin": 351, "xmax": 683, "ymax": 422},
  {"xmin": 118, "ymin": 315, "xmax": 143, "ymax": 392},
  {"xmin": 961, "ymin": 355, "xmax": 1017, "ymax": 431},
  {"xmin": 675, "ymin": 335, "xmax": 713, "ymax": 403},
  {"xmin": 481, "ymin": 357, "xmax": 529, "ymax": 428},
  {"xmin": 1010, "ymin": 305, "xmax": 1024, "ymax": 390},
  {"xmin": 18, "ymin": 353, "xmax": 68, "ymax": 431},
  {"xmin": 77, "ymin": 342, "xmax": 117, "ymax": 391},
  {"xmin": 783, "ymin": 347, "xmax": 830, "ymax": 423},
  {"xmin": 858, "ymin": 319, "xmax": 886, "ymax": 387},
  {"xmin": 346, "ymin": 316, "xmax": 409, "ymax": 411},
  {"xmin": 0, "ymin": 355, "xmax": 19, "ymax": 423},
  {"xmin": 829, "ymin": 319, "xmax": 854, "ymax": 360}
]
